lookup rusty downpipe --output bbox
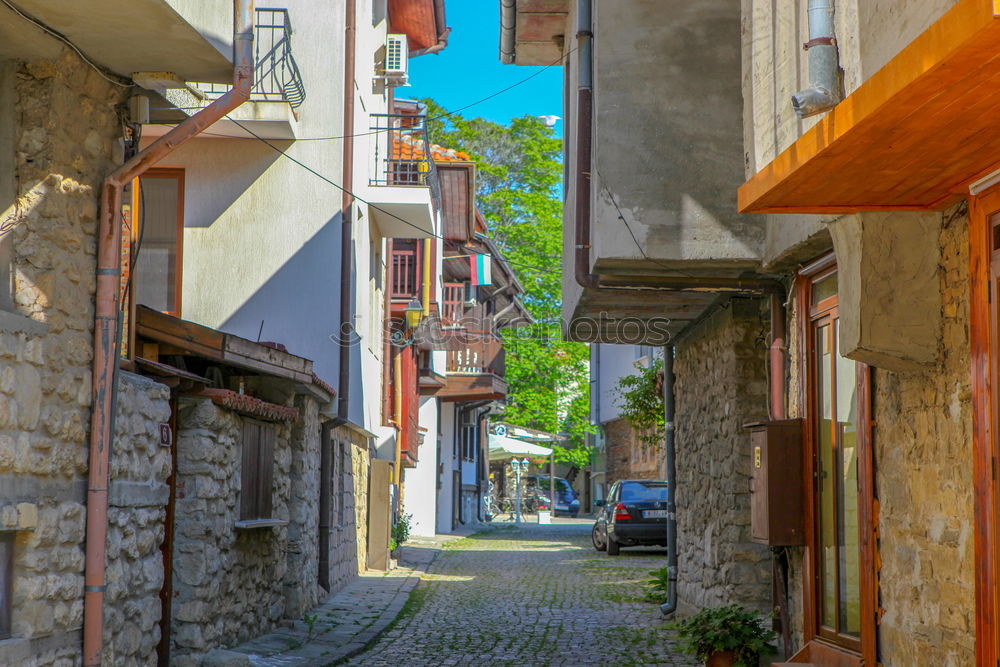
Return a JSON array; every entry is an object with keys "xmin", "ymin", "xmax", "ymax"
[
  {"xmin": 409, "ymin": 0, "xmax": 450, "ymax": 57},
  {"xmin": 333, "ymin": 0, "xmax": 356, "ymax": 428},
  {"xmin": 82, "ymin": 2, "xmax": 254, "ymax": 664},
  {"xmin": 769, "ymin": 293, "xmax": 787, "ymax": 420}
]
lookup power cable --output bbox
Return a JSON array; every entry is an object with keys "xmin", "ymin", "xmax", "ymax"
[
  {"xmin": 0, "ymin": 0, "xmax": 132, "ymax": 88},
  {"xmin": 155, "ymin": 48, "xmax": 573, "ymax": 142},
  {"xmin": 224, "ymin": 116, "xmax": 553, "ymax": 276},
  {"xmin": 594, "ymin": 167, "xmax": 697, "ymax": 279}
]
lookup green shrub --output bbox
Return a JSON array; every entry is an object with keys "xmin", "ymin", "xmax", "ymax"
[
  {"xmin": 393, "ymin": 512, "xmax": 412, "ymax": 546},
  {"xmin": 669, "ymin": 604, "xmax": 776, "ymax": 667},
  {"xmin": 643, "ymin": 566, "xmax": 671, "ymax": 603}
]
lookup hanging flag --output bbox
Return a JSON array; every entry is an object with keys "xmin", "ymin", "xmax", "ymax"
[{"xmin": 470, "ymin": 253, "xmax": 492, "ymax": 286}]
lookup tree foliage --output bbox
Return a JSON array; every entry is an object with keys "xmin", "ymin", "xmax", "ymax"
[
  {"xmin": 613, "ymin": 359, "xmax": 665, "ymax": 448},
  {"xmin": 424, "ymin": 100, "xmax": 593, "ymax": 466}
]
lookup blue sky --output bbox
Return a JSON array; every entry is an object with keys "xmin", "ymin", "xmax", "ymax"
[{"xmin": 406, "ymin": 1, "xmax": 564, "ymax": 132}]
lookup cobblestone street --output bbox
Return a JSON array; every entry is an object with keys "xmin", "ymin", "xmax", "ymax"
[{"xmin": 349, "ymin": 522, "xmax": 696, "ymax": 666}]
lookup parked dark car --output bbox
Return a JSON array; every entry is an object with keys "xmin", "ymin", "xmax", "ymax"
[
  {"xmin": 523, "ymin": 474, "xmax": 580, "ymax": 517},
  {"xmin": 592, "ymin": 479, "xmax": 669, "ymax": 555}
]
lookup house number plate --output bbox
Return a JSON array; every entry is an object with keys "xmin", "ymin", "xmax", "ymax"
[{"xmin": 754, "ymin": 446, "xmax": 761, "ymax": 469}]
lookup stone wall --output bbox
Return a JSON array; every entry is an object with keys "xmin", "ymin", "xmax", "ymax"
[
  {"xmin": 328, "ymin": 424, "xmax": 368, "ymax": 591},
  {"xmin": 104, "ymin": 372, "xmax": 172, "ymax": 666},
  {"xmin": 603, "ymin": 417, "xmax": 662, "ymax": 484},
  {"xmin": 782, "ymin": 207, "xmax": 974, "ymax": 664},
  {"xmin": 674, "ymin": 299, "xmax": 772, "ymax": 614},
  {"xmin": 872, "ymin": 208, "xmax": 974, "ymax": 664},
  {"xmin": 170, "ymin": 397, "xmax": 292, "ymax": 666},
  {"xmin": 284, "ymin": 395, "xmax": 321, "ymax": 617},
  {"xmin": 0, "ymin": 49, "xmax": 127, "ymax": 665}
]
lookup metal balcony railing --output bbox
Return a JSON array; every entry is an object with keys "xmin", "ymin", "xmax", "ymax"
[
  {"xmin": 370, "ymin": 113, "xmax": 441, "ymax": 202},
  {"xmin": 200, "ymin": 8, "xmax": 306, "ymax": 108}
]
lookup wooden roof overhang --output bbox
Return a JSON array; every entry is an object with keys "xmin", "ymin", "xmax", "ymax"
[
  {"xmin": 739, "ymin": 0, "xmax": 1000, "ymax": 214},
  {"xmin": 134, "ymin": 306, "xmax": 335, "ymax": 403}
]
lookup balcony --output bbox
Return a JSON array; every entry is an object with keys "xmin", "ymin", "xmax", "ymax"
[
  {"xmin": 145, "ymin": 8, "xmax": 304, "ymax": 140},
  {"xmin": 437, "ymin": 331, "xmax": 508, "ymax": 402},
  {"xmin": 0, "ymin": 0, "xmax": 233, "ymax": 83},
  {"xmin": 363, "ymin": 113, "xmax": 440, "ymax": 239}
]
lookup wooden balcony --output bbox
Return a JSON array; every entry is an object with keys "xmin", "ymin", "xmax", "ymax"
[{"xmin": 437, "ymin": 332, "xmax": 508, "ymax": 402}]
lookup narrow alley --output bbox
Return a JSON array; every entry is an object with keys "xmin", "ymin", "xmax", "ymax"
[{"xmin": 350, "ymin": 523, "xmax": 694, "ymax": 666}]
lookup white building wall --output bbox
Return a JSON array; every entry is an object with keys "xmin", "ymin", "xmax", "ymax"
[
  {"xmin": 437, "ymin": 402, "xmax": 457, "ymax": 533},
  {"xmin": 592, "ymin": 343, "xmax": 660, "ymax": 425},
  {"xmin": 407, "ymin": 396, "xmax": 440, "ymax": 537}
]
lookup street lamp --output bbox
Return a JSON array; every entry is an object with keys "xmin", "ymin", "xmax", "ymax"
[
  {"xmin": 512, "ymin": 457, "xmax": 530, "ymax": 524},
  {"xmin": 390, "ymin": 298, "xmax": 425, "ymax": 349},
  {"xmin": 404, "ymin": 297, "xmax": 423, "ymax": 330}
]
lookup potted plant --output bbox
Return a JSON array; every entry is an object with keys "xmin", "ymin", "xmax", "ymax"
[{"xmin": 670, "ymin": 604, "xmax": 776, "ymax": 667}]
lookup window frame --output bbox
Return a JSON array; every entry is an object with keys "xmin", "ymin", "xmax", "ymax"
[
  {"xmin": 796, "ymin": 256, "xmax": 877, "ymax": 664},
  {"xmin": 969, "ymin": 186, "xmax": 1000, "ymax": 665}
]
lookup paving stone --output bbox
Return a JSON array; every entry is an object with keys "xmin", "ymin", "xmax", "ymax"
[{"xmin": 348, "ymin": 522, "xmax": 697, "ymax": 666}]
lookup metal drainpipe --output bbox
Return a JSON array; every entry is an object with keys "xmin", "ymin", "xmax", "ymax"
[
  {"xmin": 333, "ymin": 0, "xmax": 356, "ymax": 428},
  {"xmin": 660, "ymin": 345, "xmax": 678, "ymax": 616},
  {"xmin": 409, "ymin": 0, "xmax": 450, "ymax": 57},
  {"xmin": 573, "ymin": 0, "xmax": 783, "ymax": 299},
  {"xmin": 499, "ymin": 0, "xmax": 516, "ymax": 64},
  {"xmin": 769, "ymin": 293, "xmax": 787, "ymax": 420},
  {"xmin": 82, "ymin": 2, "xmax": 255, "ymax": 664},
  {"xmin": 791, "ymin": 0, "xmax": 840, "ymax": 118}
]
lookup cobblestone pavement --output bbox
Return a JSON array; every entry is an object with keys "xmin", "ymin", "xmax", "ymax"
[{"xmin": 348, "ymin": 522, "xmax": 697, "ymax": 666}]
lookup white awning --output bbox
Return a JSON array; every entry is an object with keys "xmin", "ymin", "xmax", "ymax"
[{"xmin": 488, "ymin": 433, "xmax": 553, "ymax": 461}]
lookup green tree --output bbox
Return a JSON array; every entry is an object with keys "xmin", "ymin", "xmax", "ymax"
[{"xmin": 424, "ymin": 100, "xmax": 593, "ymax": 467}]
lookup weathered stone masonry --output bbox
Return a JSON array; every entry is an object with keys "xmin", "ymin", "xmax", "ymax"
[
  {"xmin": 170, "ymin": 396, "xmax": 293, "ymax": 666},
  {"xmin": 104, "ymin": 372, "xmax": 172, "ymax": 667},
  {"xmin": 0, "ymin": 48, "xmax": 127, "ymax": 666},
  {"xmin": 782, "ymin": 209, "xmax": 975, "ymax": 665},
  {"xmin": 674, "ymin": 299, "xmax": 772, "ymax": 615}
]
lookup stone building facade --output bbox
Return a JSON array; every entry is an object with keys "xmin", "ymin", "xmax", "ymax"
[
  {"xmin": 104, "ymin": 373, "xmax": 172, "ymax": 667},
  {"xmin": 0, "ymin": 49, "xmax": 129, "ymax": 666},
  {"xmin": 674, "ymin": 300, "xmax": 772, "ymax": 616}
]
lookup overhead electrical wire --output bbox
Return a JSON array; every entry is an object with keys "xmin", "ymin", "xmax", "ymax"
[
  {"xmin": 156, "ymin": 48, "xmax": 574, "ymax": 142},
  {"xmin": 224, "ymin": 116, "xmax": 553, "ymax": 276},
  {"xmin": 0, "ymin": 0, "xmax": 132, "ymax": 88}
]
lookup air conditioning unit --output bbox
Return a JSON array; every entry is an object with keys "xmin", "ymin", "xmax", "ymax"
[{"xmin": 384, "ymin": 34, "xmax": 409, "ymax": 85}]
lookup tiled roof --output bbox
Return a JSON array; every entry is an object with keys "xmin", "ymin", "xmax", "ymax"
[
  {"xmin": 391, "ymin": 133, "xmax": 472, "ymax": 163},
  {"xmin": 388, "ymin": 0, "xmax": 438, "ymax": 51}
]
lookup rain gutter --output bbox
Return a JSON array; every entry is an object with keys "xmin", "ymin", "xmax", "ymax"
[{"xmin": 83, "ymin": 2, "xmax": 255, "ymax": 664}]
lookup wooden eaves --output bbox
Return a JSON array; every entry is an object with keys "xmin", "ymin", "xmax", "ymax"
[
  {"xmin": 739, "ymin": 0, "xmax": 1000, "ymax": 214},
  {"xmin": 135, "ymin": 305, "xmax": 335, "ymax": 403}
]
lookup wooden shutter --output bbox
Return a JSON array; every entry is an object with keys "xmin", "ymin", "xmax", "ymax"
[
  {"xmin": 0, "ymin": 531, "xmax": 11, "ymax": 640},
  {"xmin": 240, "ymin": 421, "xmax": 260, "ymax": 520},
  {"xmin": 259, "ymin": 424, "xmax": 275, "ymax": 520},
  {"xmin": 240, "ymin": 420, "xmax": 276, "ymax": 520}
]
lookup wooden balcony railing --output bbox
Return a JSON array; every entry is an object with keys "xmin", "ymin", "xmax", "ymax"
[
  {"xmin": 390, "ymin": 240, "xmax": 420, "ymax": 299},
  {"xmin": 446, "ymin": 333, "xmax": 505, "ymax": 376}
]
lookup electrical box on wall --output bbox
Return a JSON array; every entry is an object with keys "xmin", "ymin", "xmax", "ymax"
[{"xmin": 745, "ymin": 419, "xmax": 805, "ymax": 546}]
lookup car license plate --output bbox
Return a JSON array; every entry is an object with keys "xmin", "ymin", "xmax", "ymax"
[{"xmin": 644, "ymin": 510, "xmax": 668, "ymax": 518}]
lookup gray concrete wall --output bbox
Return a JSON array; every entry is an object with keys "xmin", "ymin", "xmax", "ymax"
[{"xmin": 590, "ymin": 0, "xmax": 762, "ymax": 268}]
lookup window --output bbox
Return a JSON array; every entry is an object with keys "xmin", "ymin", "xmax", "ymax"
[
  {"xmin": 799, "ymin": 260, "xmax": 874, "ymax": 658},
  {"xmin": 442, "ymin": 282, "xmax": 465, "ymax": 326},
  {"xmin": 390, "ymin": 239, "xmax": 420, "ymax": 299},
  {"xmin": 0, "ymin": 531, "xmax": 11, "ymax": 640},
  {"xmin": 620, "ymin": 481, "xmax": 668, "ymax": 503},
  {"xmin": 240, "ymin": 419, "xmax": 275, "ymax": 521},
  {"xmin": 134, "ymin": 170, "xmax": 184, "ymax": 315}
]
